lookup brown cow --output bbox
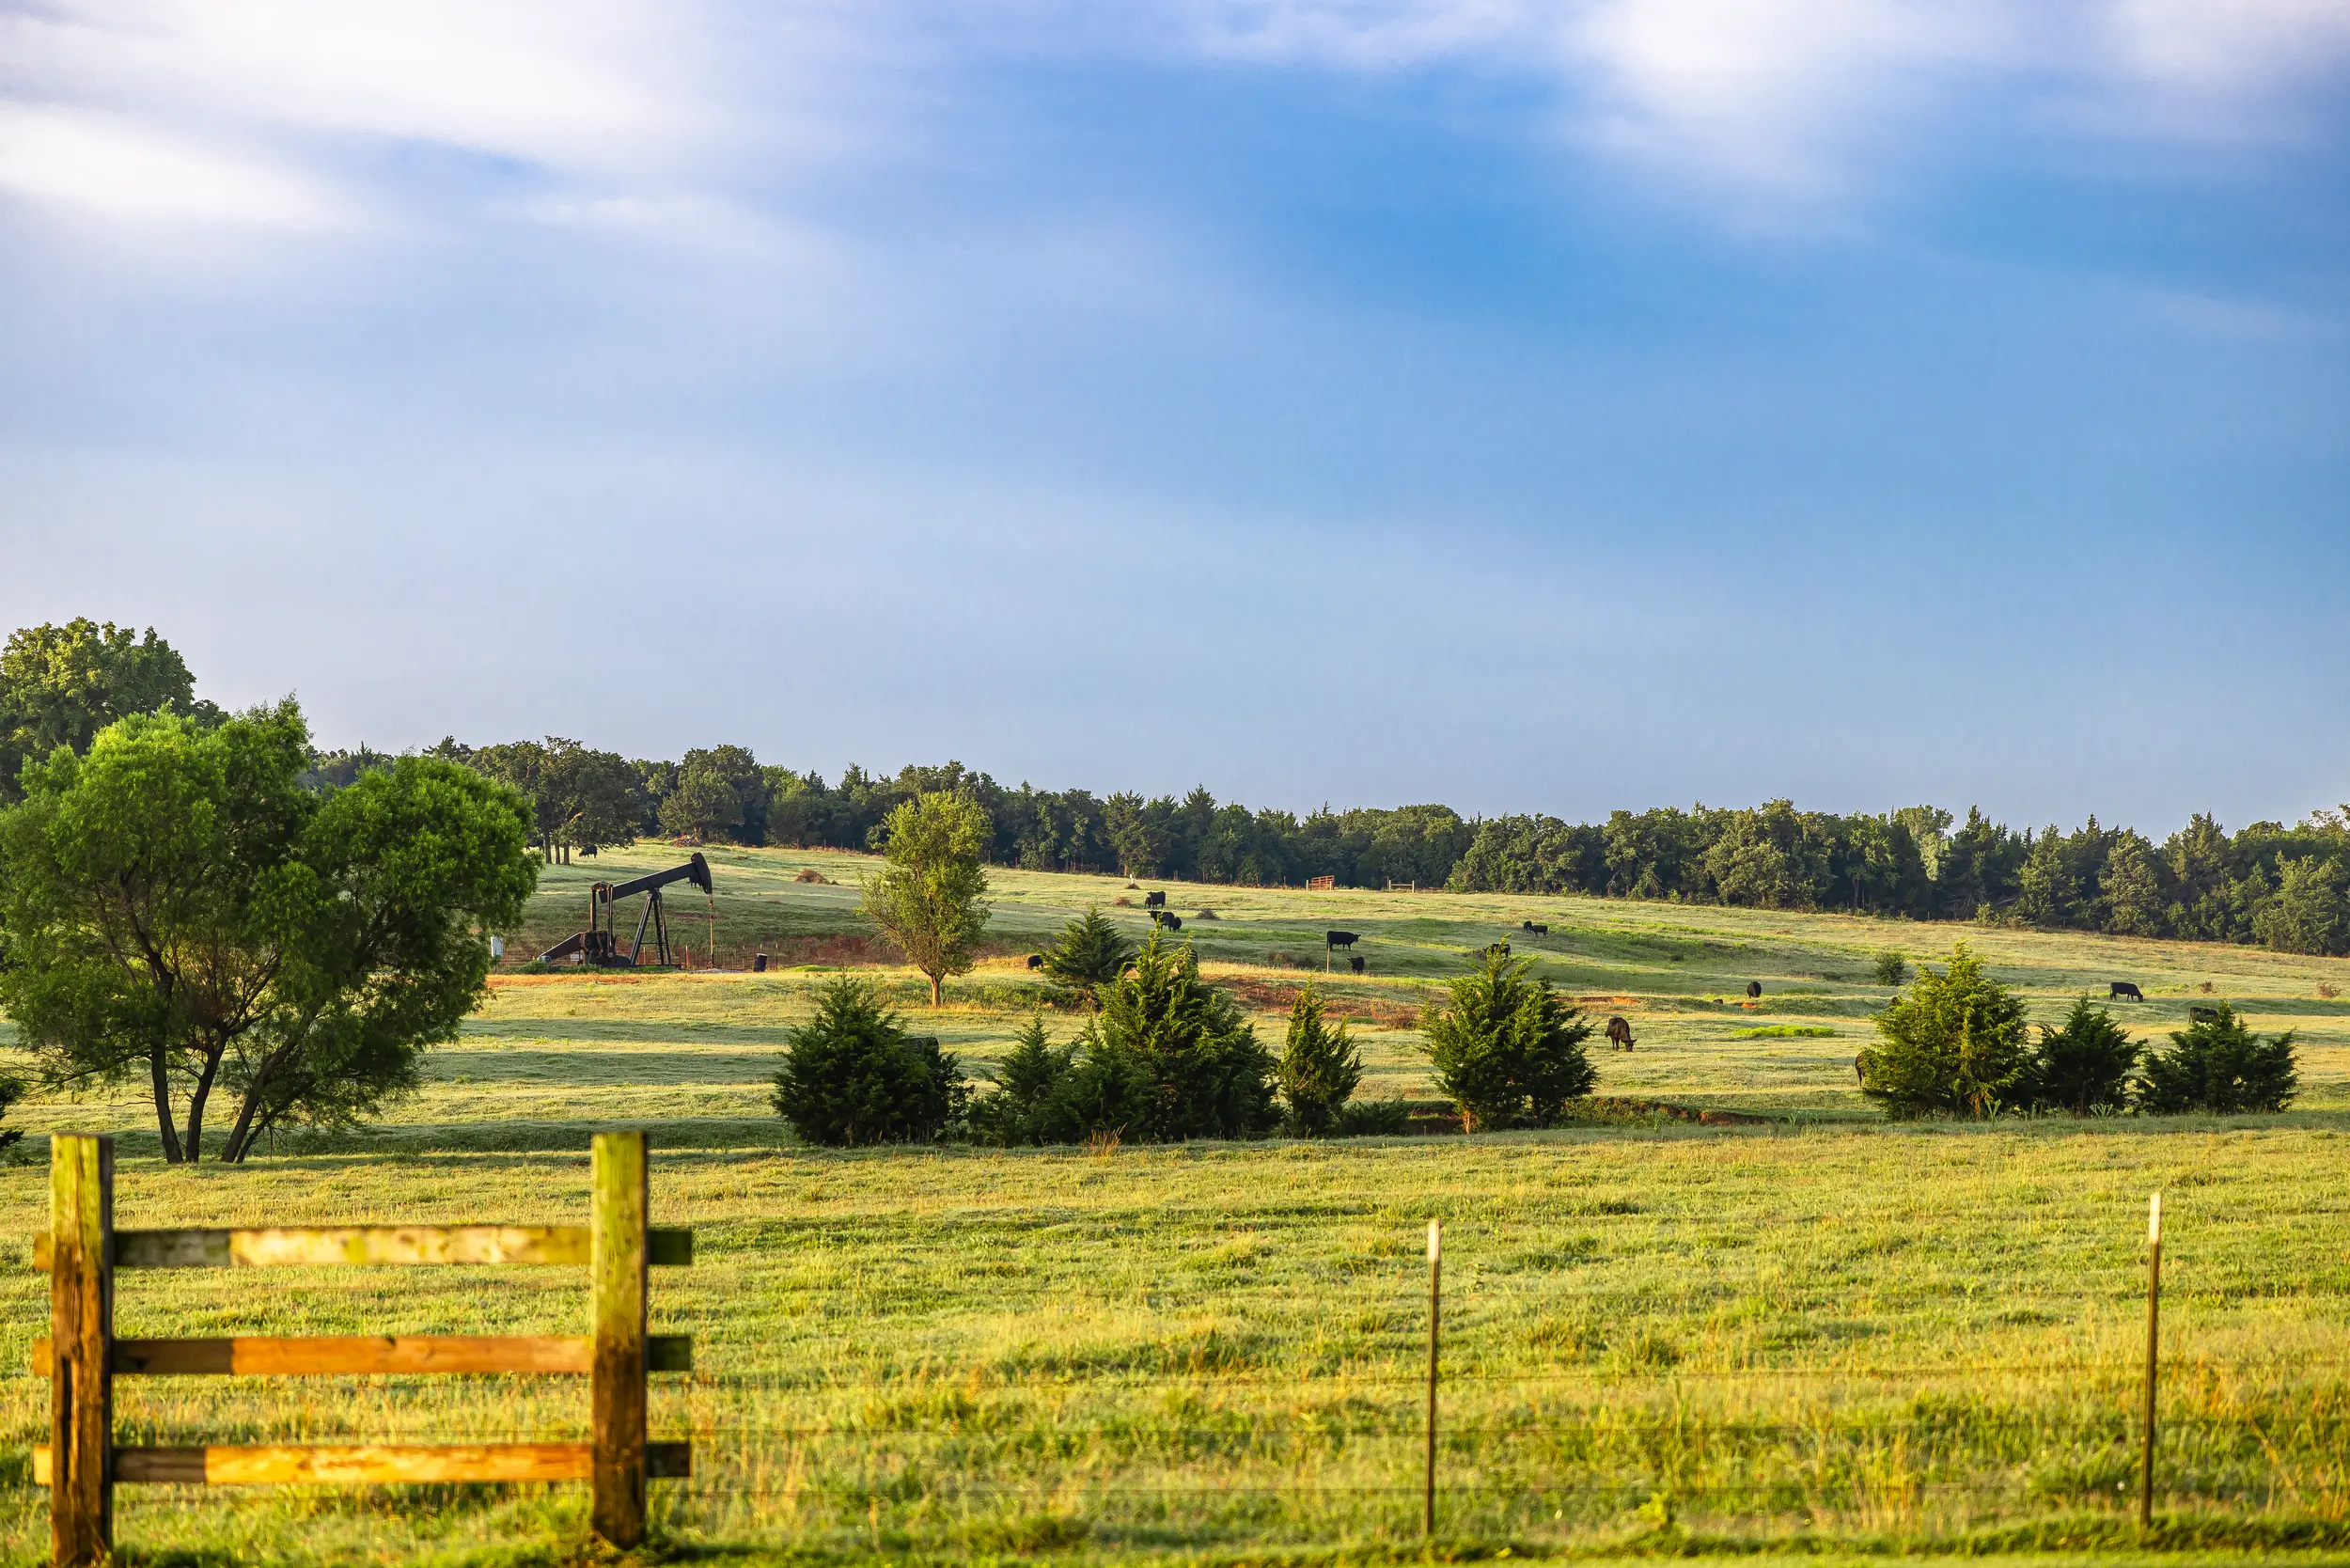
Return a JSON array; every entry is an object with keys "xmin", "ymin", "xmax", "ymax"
[{"xmin": 1606, "ymin": 1015, "xmax": 1635, "ymax": 1051}]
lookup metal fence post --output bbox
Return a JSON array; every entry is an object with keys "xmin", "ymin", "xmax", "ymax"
[
  {"xmin": 2140, "ymin": 1191, "xmax": 2161, "ymax": 1530},
  {"xmin": 1424, "ymin": 1218, "xmax": 1441, "ymax": 1539},
  {"xmin": 51, "ymin": 1136, "xmax": 114, "ymax": 1568},
  {"xmin": 591, "ymin": 1132, "xmax": 649, "ymax": 1547}
]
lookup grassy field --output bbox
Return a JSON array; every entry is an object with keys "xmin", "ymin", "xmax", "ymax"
[{"xmin": 0, "ymin": 844, "xmax": 2345, "ymax": 1565}]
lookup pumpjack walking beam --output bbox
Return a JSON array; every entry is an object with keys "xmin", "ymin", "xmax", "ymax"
[{"xmin": 539, "ymin": 854, "xmax": 713, "ymax": 967}]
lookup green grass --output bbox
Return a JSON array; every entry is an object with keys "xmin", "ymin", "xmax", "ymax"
[{"xmin": 0, "ymin": 844, "xmax": 2346, "ymax": 1565}]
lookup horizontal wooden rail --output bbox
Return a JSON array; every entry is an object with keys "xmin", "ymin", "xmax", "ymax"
[
  {"xmin": 35, "ymin": 1442, "xmax": 692, "ymax": 1485},
  {"xmin": 32, "ymin": 1226, "xmax": 693, "ymax": 1270},
  {"xmin": 30, "ymin": 1335, "xmax": 691, "ymax": 1376}
]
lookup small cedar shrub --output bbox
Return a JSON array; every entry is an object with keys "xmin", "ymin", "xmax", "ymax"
[{"xmin": 771, "ymin": 977, "xmax": 966, "ymax": 1146}]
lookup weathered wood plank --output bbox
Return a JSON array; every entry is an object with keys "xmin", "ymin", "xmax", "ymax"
[
  {"xmin": 31, "ymin": 1226, "xmax": 692, "ymax": 1270},
  {"xmin": 50, "ymin": 1135, "xmax": 113, "ymax": 1566},
  {"xmin": 591, "ymin": 1131, "xmax": 650, "ymax": 1547},
  {"xmin": 28, "ymin": 1334, "xmax": 692, "ymax": 1376},
  {"xmin": 33, "ymin": 1442, "xmax": 692, "ymax": 1485}
]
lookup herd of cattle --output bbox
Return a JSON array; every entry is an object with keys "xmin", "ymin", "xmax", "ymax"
[{"xmin": 1021, "ymin": 904, "xmax": 2214, "ymax": 1057}]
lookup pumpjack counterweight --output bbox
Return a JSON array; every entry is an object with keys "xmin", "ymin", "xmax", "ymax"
[{"xmin": 537, "ymin": 854, "xmax": 713, "ymax": 967}]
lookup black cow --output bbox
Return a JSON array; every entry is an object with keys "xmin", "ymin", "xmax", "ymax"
[
  {"xmin": 1522, "ymin": 921, "xmax": 1549, "ymax": 936},
  {"xmin": 1746, "ymin": 980, "xmax": 1762, "ymax": 999},
  {"xmin": 1325, "ymin": 930, "xmax": 1359, "ymax": 949},
  {"xmin": 1144, "ymin": 891, "xmax": 1166, "ymax": 908},
  {"xmin": 1483, "ymin": 941, "xmax": 1511, "ymax": 960},
  {"xmin": 1606, "ymin": 1015, "xmax": 1635, "ymax": 1051},
  {"xmin": 1152, "ymin": 910, "xmax": 1183, "ymax": 930},
  {"xmin": 1348, "ymin": 953, "xmax": 1366, "ymax": 975},
  {"xmin": 2190, "ymin": 1005, "xmax": 2220, "ymax": 1024},
  {"xmin": 2109, "ymin": 980, "xmax": 2144, "ymax": 1001},
  {"xmin": 1026, "ymin": 953, "xmax": 1044, "ymax": 970}
]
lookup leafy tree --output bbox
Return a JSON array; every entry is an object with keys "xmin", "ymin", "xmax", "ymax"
[
  {"xmin": 2250, "ymin": 856, "xmax": 2349, "ymax": 957},
  {"xmin": 1871, "ymin": 949, "xmax": 1909, "ymax": 987},
  {"xmin": 667, "ymin": 745, "xmax": 769, "ymax": 845},
  {"xmin": 1076, "ymin": 930, "xmax": 1276, "ymax": 1141},
  {"xmin": 1856, "ymin": 945, "xmax": 2030, "ymax": 1119},
  {"xmin": 2026, "ymin": 997, "xmax": 2139, "ymax": 1115},
  {"xmin": 2138, "ymin": 1004, "xmax": 2296, "ymax": 1115},
  {"xmin": 0, "ymin": 705, "xmax": 537, "ymax": 1162},
  {"xmin": 1276, "ymin": 983, "xmax": 1361, "ymax": 1136},
  {"xmin": 771, "ymin": 977, "xmax": 967, "ymax": 1145},
  {"xmin": 1040, "ymin": 906, "xmax": 1136, "ymax": 993},
  {"xmin": 1420, "ymin": 949, "xmax": 1597, "ymax": 1131},
  {"xmin": 657, "ymin": 767, "xmax": 742, "ymax": 843},
  {"xmin": 861, "ymin": 792, "xmax": 993, "ymax": 1006},
  {"xmin": 1, "ymin": 619, "xmax": 216, "ymax": 802}
]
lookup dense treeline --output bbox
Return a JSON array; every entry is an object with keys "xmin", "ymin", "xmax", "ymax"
[
  {"xmin": 420, "ymin": 735, "xmax": 2350, "ymax": 959},
  {"xmin": 15, "ymin": 621, "xmax": 2335, "ymax": 960}
]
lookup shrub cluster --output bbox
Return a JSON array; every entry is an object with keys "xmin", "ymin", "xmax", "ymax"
[{"xmin": 1859, "ymin": 948, "xmax": 2298, "ymax": 1118}]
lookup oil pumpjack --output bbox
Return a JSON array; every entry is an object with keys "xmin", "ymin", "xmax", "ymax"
[{"xmin": 536, "ymin": 852, "xmax": 714, "ymax": 967}]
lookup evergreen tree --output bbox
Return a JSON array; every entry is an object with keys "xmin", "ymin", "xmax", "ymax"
[
  {"xmin": 1276, "ymin": 984, "xmax": 1362, "ymax": 1136},
  {"xmin": 2027, "ymin": 996, "xmax": 2138, "ymax": 1115},
  {"xmin": 1040, "ymin": 906, "xmax": 1138, "ymax": 993},
  {"xmin": 1857, "ymin": 945, "xmax": 2030, "ymax": 1119},
  {"xmin": 1077, "ymin": 930, "xmax": 1276, "ymax": 1141},
  {"xmin": 1421, "ymin": 949, "xmax": 1596, "ymax": 1131},
  {"xmin": 2138, "ymin": 1004, "xmax": 2296, "ymax": 1114},
  {"xmin": 771, "ymin": 977, "xmax": 968, "ymax": 1145},
  {"xmin": 968, "ymin": 1011, "xmax": 1078, "ymax": 1146}
]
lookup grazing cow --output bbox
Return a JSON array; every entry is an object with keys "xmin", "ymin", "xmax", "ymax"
[
  {"xmin": 1348, "ymin": 953, "xmax": 1366, "ymax": 975},
  {"xmin": 1151, "ymin": 910, "xmax": 1183, "ymax": 930},
  {"xmin": 2109, "ymin": 980, "xmax": 2145, "ymax": 1001},
  {"xmin": 1854, "ymin": 1055, "xmax": 1865, "ymax": 1084},
  {"xmin": 1746, "ymin": 980, "xmax": 1762, "ymax": 999},
  {"xmin": 1606, "ymin": 1015, "xmax": 1635, "ymax": 1051},
  {"xmin": 1144, "ymin": 891, "xmax": 1166, "ymax": 908},
  {"xmin": 1522, "ymin": 921, "xmax": 1549, "ymax": 936},
  {"xmin": 1483, "ymin": 941, "xmax": 1512, "ymax": 960},
  {"xmin": 2190, "ymin": 1005, "xmax": 2220, "ymax": 1024},
  {"xmin": 1026, "ymin": 953, "xmax": 1044, "ymax": 970},
  {"xmin": 1325, "ymin": 930, "xmax": 1359, "ymax": 949}
]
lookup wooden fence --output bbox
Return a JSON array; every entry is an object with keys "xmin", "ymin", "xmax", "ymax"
[{"xmin": 32, "ymin": 1131, "xmax": 692, "ymax": 1567}]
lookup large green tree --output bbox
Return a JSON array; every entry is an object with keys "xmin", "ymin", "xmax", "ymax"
[
  {"xmin": 0, "ymin": 704, "xmax": 536, "ymax": 1162},
  {"xmin": 1420, "ymin": 949, "xmax": 1596, "ymax": 1130},
  {"xmin": 0, "ymin": 619, "xmax": 216, "ymax": 802},
  {"xmin": 861, "ymin": 791, "xmax": 993, "ymax": 1005},
  {"xmin": 1857, "ymin": 945, "xmax": 2030, "ymax": 1118}
]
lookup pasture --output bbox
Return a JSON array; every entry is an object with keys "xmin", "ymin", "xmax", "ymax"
[{"xmin": 0, "ymin": 845, "xmax": 2345, "ymax": 1564}]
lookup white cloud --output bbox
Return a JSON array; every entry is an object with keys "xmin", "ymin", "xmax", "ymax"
[
  {"xmin": 0, "ymin": 101, "xmax": 348, "ymax": 226},
  {"xmin": 0, "ymin": 0, "xmax": 2344, "ymax": 240}
]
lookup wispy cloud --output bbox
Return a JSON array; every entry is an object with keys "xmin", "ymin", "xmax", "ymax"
[{"xmin": 0, "ymin": 0, "xmax": 2345, "ymax": 241}]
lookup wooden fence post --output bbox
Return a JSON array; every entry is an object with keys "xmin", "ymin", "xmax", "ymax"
[
  {"xmin": 591, "ymin": 1132, "xmax": 649, "ymax": 1547},
  {"xmin": 51, "ymin": 1135, "xmax": 113, "ymax": 1568}
]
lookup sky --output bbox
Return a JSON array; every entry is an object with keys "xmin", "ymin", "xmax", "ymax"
[{"xmin": 2, "ymin": 1, "xmax": 2346, "ymax": 835}]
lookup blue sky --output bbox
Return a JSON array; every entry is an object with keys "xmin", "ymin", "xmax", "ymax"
[{"xmin": 3, "ymin": 1, "xmax": 2345, "ymax": 833}]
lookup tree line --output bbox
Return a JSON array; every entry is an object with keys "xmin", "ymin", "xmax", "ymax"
[
  {"xmin": 433, "ymin": 735, "xmax": 2350, "ymax": 958},
  {"xmin": 7, "ymin": 619, "xmax": 2343, "ymax": 957}
]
